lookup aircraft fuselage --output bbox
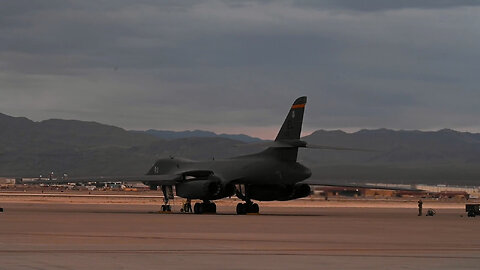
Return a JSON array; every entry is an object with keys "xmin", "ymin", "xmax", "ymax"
[{"xmin": 149, "ymin": 154, "xmax": 312, "ymax": 186}]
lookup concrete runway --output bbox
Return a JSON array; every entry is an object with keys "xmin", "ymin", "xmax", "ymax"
[{"xmin": 0, "ymin": 201, "xmax": 479, "ymax": 270}]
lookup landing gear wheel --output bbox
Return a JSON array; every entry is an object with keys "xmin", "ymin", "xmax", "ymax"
[
  {"xmin": 208, "ymin": 202, "xmax": 217, "ymax": 213},
  {"xmin": 236, "ymin": 202, "xmax": 259, "ymax": 215},
  {"xmin": 161, "ymin": 205, "xmax": 171, "ymax": 212},
  {"xmin": 251, "ymin": 203, "xmax": 259, "ymax": 214},
  {"xmin": 194, "ymin": 202, "xmax": 202, "ymax": 214},
  {"xmin": 236, "ymin": 203, "xmax": 246, "ymax": 215},
  {"xmin": 194, "ymin": 202, "xmax": 216, "ymax": 214}
]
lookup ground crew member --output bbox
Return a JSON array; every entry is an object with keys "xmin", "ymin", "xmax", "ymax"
[
  {"xmin": 183, "ymin": 199, "xmax": 192, "ymax": 213},
  {"xmin": 186, "ymin": 199, "xmax": 192, "ymax": 213},
  {"xmin": 418, "ymin": 199, "xmax": 423, "ymax": 216}
]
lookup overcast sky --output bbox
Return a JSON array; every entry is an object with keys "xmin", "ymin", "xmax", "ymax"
[{"xmin": 1, "ymin": 0, "xmax": 479, "ymax": 139}]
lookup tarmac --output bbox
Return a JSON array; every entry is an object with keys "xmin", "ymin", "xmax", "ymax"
[{"xmin": 0, "ymin": 195, "xmax": 479, "ymax": 269}]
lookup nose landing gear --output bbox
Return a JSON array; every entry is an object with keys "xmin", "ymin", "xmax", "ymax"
[{"xmin": 160, "ymin": 185, "xmax": 174, "ymax": 213}]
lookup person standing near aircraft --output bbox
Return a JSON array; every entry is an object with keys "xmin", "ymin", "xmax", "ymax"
[{"xmin": 418, "ymin": 199, "xmax": 423, "ymax": 216}]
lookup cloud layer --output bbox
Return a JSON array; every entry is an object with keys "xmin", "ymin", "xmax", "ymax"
[{"xmin": 1, "ymin": 0, "xmax": 479, "ymax": 138}]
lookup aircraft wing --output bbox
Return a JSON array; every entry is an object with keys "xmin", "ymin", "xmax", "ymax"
[
  {"xmin": 19, "ymin": 174, "xmax": 182, "ymax": 185},
  {"xmin": 302, "ymin": 180, "xmax": 423, "ymax": 192}
]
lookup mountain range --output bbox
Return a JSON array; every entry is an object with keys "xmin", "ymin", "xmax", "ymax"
[
  {"xmin": 1, "ymin": 112, "xmax": 479, "ymax": 185},
  {"xmin": 137, "ymin": 129, "xmax": 262, "ymax": 142}
]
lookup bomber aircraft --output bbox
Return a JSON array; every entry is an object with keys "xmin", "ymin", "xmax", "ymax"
[{"xmin": 25, "ymin": 96, "xmax": 383, "ymax": 214}]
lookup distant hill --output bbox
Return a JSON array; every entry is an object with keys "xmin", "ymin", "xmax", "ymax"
[
  {"xmin": 0, "ymin": 113, "xmax": 159, "ymax": 176},
  {"xmin": 138, "ymin": 129, "xmax": 263, "ymax": 143},
  {"xmin": 0, "ymin": 113, "xmax": 257, "ymax": 176},
  {"xmin": 1, "ymin": 112, "xmax": 480, "ymax": 185}
]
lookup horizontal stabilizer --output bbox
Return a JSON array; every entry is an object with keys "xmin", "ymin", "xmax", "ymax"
[
  {"xmin": 305, "ymin": 143, "xmax": 378, "ymax": 152},
  {"xmin": 237, "ymin": 140, "xmax": 377, "ymax": 152}
]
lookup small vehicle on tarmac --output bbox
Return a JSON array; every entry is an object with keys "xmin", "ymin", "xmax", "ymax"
[{"xmin": 466, "ymin": 204, "xmax": 480, "ymax": 217}]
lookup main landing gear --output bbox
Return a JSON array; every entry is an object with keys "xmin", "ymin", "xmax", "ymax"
[
  {"xmin": 236, "ymin": 200, "xmax": 259, "ymax": 215},
  {"xmin": 235, "ymin": 185, "xmax": 260, "ymax": 215},
  {"xmin": 194, "ymin": 201, "xmax": 217, "ymax": 214}
]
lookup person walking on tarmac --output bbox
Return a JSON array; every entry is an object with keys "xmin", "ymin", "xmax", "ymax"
[{"xmin": 418, "ymin": 199, "xmax": 423, "ymax": 216}]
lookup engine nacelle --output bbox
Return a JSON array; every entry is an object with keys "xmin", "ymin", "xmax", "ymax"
[
  {"xmin": 247, "ymin": 184, "xmax": 311, "ymax": 201},
  {"xmin": 176, "ymin": 177, "xmax": 234, "ymax": 200},
  {"xmin": 278, "ymin": 183, "xmax": 311, "ymax": 201}
]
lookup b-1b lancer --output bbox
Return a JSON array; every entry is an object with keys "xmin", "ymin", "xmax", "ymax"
[{"xmin": 29, "ymin": 97, "xmax": 369, "ymax": 214}]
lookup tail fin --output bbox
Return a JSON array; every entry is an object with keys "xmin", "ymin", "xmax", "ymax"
[
  {"xmin": 275, "ymin": 96, "xmax": 307, "ymax": 142},
  {"xmin": 261, "ymin": 96, "xmax": 306, "ymax": 162}
]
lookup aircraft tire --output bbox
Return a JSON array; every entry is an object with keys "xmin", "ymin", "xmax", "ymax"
[
  {"xmin": 236, "ymin": 203, "xmax": 246, "ymax": 215},
  {"xmin": 209, "ymin": 203, "xmax": 217, "ymax": 213},
  {"xmin": 194, "ymin": 203, "xmax": 202, "ymax": 214},
  {"xmin": 204, "ymin": 203, "xmax": 210, "ymax": 213},
  {"xmin": 250, "ymin": 203, "xmax": 259, "ymax": 214}
]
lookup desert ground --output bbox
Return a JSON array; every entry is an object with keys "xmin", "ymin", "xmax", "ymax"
[{"xmin": 0, "ymin": 192, "xmax": 479, "ymax": 270}]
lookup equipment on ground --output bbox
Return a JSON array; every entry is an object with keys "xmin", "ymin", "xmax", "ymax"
[{"xmin": 466, "ymin": 204, "xmax": 480, "ymax": 217}]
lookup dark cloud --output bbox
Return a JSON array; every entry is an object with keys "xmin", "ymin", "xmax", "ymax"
[
  {"xmin": 1, "ymin": 0, "xmax": 479, "ymax": 138},
  {"xmin": 294, "ymin": 0, "xmax": 480, "ymax": 12}
]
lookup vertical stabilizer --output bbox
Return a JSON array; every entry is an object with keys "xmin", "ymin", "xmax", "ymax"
[
  {"xmin": 261, "ymin": 96, "xmax": 307, "ymax": 162},
  {"xmin": 275, "ymin": 96, "xmax": 307, "ymax": 142}
]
